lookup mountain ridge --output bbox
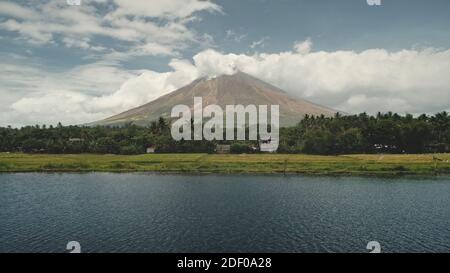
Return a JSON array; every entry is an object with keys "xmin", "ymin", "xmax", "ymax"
[{"xmin": 91, "ymin": 71, "xmax": 340, "ymax": 127}]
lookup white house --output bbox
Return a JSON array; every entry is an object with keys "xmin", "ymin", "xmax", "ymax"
[{"xmin": 146, "ymin": 145, "xmax": 156, "ymax": 153}]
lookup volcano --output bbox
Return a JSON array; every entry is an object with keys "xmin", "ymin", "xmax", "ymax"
[{"xmin": 92, "ymin": 72, "xmax": 339, "ymax": 127}]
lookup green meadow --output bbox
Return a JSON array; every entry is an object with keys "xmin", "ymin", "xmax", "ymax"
[{"xmin": 1, "ymin": 153, "xmax": 450, "ymax": 176}]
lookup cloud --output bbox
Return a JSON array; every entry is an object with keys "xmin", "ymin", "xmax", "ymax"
[
  {"xmin": 250, "ymin": 36, "xmax": 269, "ymax": 49},
  {"xmin": 225, "ymin": 30, "xmax": 247, "ymax": 43},
  {"xmin": 86, "ymin": 61, "xmax": 199, "ymax": 113},
  {"xmin": 293, "ymin": 38, "xmax": 312, "ymax": 55},
  {"xmin": 0, "ymin": 1, "xmax": 38, "ymax": 20},
  {"xmin": 0, "ymin": 0, "xmax": 221, "ymax": 56},
  {"xmin": 10, "ymin": 90, "xmax": 97, "ymax": 125},
  {"xmin": 343, "ymin": 95, "xmax": 412, "ymax": 114},
  {"xmin": 2, "ymin": 39, "xmax": 450, "ymax": 127},
  {"xmin": 110, "ymin": 0, "xmax": 221, "ymax": 19},
  {"xmin": 0, "ymin": 59, "xmax": 141, "ymax": 126}
]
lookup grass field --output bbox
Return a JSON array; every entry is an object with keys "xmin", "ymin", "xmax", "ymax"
[{"xmin": 1, "ymin": 153, "xmax": 450, "ymax": 176}]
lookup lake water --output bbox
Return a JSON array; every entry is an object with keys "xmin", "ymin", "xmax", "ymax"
[{"xmin": 0, "ymin": 173, "xmax": 449, "ymax": 253}]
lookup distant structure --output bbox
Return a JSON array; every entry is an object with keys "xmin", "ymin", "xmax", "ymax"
[
  {"xmin": 216, "ymin": 144, "xmax": 231, "ymax": 154},
  {"xmin": 146, "ymin": 145, "xmax": 156, "ymax": 153},
  {"xmin": 259, "ymin": 137, "xmax": 278, "ymax": 153},
  {"xmin": 373, "ymin": 144, "xmax": 398, "ymax": 153},
  {"xmin": 68, "ymin": 138, "xmax": 83, "ymax": 142}
]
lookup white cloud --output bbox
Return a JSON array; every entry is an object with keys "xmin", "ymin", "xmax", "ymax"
[
  {"xmin": 10, "ymin": 90, "xmax": 95, "ymax": 124},
  {"xmin": 110, "ymin": 0, "xmax": 221, "ymax": 19},
  {"xmin": 293, "ymin": 38, "xmax": 312, "ymax": 55},
  {"xmin": 84, "ymin": 58, "xmax": 199, "ymax": 114},
  {"xmin": 62, "ymin": 37, "xmax": 91, "ymax": 50},
  {"xmin": 250, "ymin": 36, "xmax": 269, "ymax": 49},
  {"xmin": 0, "ymin": 59, "xmax": 141, "ymax": 126},
  {"xmin": 0, "ymin": 0, "xmax": 221, "ymax": 56},
  {"xmin": 0, "ymin": 2, "xmax": 38, "ymax": 20},
  {"xmin": 343, "ymin": 95, "xmax": 412, "ymax": 114},
  {"xmin": 131, "ymin": 42, "xmax": 178, "ymax": 57},
  {"xmin": 226, "ymin": 30, "xmax": 247, "ymax": 43}
]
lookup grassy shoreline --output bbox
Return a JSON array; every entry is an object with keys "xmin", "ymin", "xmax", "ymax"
[{"xmin": 1, "ymin": 153, "xmax": 450, "ymax": 176}]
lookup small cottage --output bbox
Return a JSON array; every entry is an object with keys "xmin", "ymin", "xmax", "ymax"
[
  {"xmin": 146, "ymin": 145, "xmax": 156, "ymax": 153},
  {"xmin": 259, "ymin": 137, "xmax": 278, "ymax": 153}
]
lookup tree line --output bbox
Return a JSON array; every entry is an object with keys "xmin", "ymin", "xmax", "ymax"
[
  {"xmin": 0, "ymin": 112, "xmax": 449, "ymax": 155},
  {"xmin": 279, "ymin": 112, "xmax": 449, "ymax": 154}
]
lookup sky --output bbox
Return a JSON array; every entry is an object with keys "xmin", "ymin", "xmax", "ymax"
[{"xmin": 0, "ymin": 0, "xmax": 450, "ymax": 127}]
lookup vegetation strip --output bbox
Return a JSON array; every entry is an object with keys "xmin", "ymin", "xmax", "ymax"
[{"xmin": 1, "ymin": 153, "xmax": 449, "ymax": 176}]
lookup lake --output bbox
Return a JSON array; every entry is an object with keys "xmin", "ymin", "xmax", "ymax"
[{"xmin": 0, "ymin": 173, "xmax": 449, "ymax": 253}]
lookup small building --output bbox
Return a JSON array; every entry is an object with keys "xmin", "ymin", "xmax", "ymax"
[
  {"xmin": 146, "ymin": 145, "xmax": 156, "ymax": 153},
  {"xmin": 259, "ymin": 137, "xmax": 278, "ymax": 153},
  {"xmin": 216, "ymin": 144, "xmax": 231, "ymax": 154},
  {"xmin": 373, "ymin": 144, "xmax": 398, "ymax": 153},
  {"xmin": 68, "ymin": 138, "xmax": 83, "ymax": 142}
]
